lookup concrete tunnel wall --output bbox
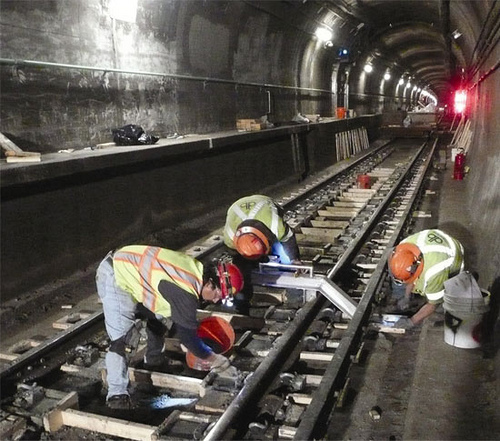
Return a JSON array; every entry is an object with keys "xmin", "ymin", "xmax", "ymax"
[
  {"xmin": 0, "ymin": 117, "xmax": 381, "ymax": 300},
  {"xmin": 0, "ymin": 0, "xmax": 337, "ymax": 152},
  {"xmin": 1, "ymin": 0, "xmax": 499, "ymax": 300}
]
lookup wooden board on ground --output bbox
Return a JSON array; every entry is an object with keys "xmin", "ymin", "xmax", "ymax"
[
  {"xmin": 316, "ymin": 210, "xmax": 354, "ymax": 220},
  {"xmin": 310, "ymin": 220, "xmax": 349, "ymax": 229},
  {"xmin": 52, "ymin": 408, "xmax": 156, "ymax": 441},
  {"xmin": 296, "ymin": 233, "xmax": 335, "ymax": 246},
  {"xmin": 323, "ymin": 206, "xmax": 360, "ymax": 216},
  {"xmin": 300, "ymin": 227, "xmax": 343, "ymax": 243},
  {"xmin": 128, "ymin": 368, "xmax": 203, "ymax": 395},
  {"xmin": 333, "ymin": 201, "xmax": 366, "ymax": 208}
]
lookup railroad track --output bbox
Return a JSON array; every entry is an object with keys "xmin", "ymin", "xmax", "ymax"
[{"xmin": 0, "ymin": 136, "xmax": 437, "ymax": 441}]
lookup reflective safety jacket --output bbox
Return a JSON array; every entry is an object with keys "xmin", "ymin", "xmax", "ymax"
[
  {"xmin": 223, "ymin": 194, "xmax": 293, "ymax": 249},
  {"xmin": 402, "ymin": 229, "xmax": 464, "ymax": 303},
  {"xmin": 113, "ymin": 246, "xmax": 203, "ymax": 317}
]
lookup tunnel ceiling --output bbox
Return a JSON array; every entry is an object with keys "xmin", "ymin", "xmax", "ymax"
[{"xmin": 277, "ymin": 0, "xmax": 481, "ymax": 100}]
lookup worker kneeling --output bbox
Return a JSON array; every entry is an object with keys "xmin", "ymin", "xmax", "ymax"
[
  {"xmin": 388, "ymin": 229, "xmax": 465, "ymax": 329},
  {"xmin": 96, "ymin": 245, "xmax": 244, "ymax": 410}
]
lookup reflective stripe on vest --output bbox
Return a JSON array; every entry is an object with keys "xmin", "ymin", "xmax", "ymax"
[{"xmin": 113, "ymin": 246, "xmax": 202, "ymax": 313}]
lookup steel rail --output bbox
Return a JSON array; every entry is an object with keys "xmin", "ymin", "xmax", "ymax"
[
  {"xmin": 294, "ymin": 137, "xmax": 437, "ymax": 440},
  {"xmin": 0, "ymin": 141, "xmax": 391, "ymax": 383},
  {"xmin": 203, "ymin": 141, "xmax": 432, "ymax": 440},
  {"xmin": 0, "ymin": 311, "xmax": 103, "ymax": 379},
  {"xmin": 190, "ymin": 140, "xmax": 392, "ymax": 262}
]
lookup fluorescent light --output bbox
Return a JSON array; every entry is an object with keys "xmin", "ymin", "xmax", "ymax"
[
  {"xmin": 364, "ymin": 64, "xmax": 373, "ymax": 73},
  {"xmin": 398, "ymin": 78, "xmax": 404, "ymax": 85},
  {"xmin": 109, "ymin": 0, "xmax": 138, "ymax": 23},
  {"xmin": 315, "ymin": 27, "xmax": 333, "ymax": 42},
  {"xmin": 384, "ymin": 72, "xmax": 391, "ymax": 81}
]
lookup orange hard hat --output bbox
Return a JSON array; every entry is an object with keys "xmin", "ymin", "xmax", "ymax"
[
  {"xmin": 234, "ymin": 225, "xmax": 271, "ymax": 259},
  {"xmin": 388, "ymin": 242, "xmax": 424, "ymax": 285},
  {"xmin": 217, "ymin": 261, "xmax": 244, "ymax": 299}
]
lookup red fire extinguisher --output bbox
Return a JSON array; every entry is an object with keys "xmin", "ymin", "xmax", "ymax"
[{"xmin": 453, "ymin": 149, "xmax": 465, "ymax": 180}]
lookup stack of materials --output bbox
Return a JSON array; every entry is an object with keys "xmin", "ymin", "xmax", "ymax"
[{"xmin": 443, "ymin": 272, "xmax": 490, "ymax": 348}]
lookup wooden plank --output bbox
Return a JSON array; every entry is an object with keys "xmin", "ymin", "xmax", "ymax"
[
  {"xmin": 336, "ymin": 196, "xmax": 370, "ymax": 203},
  {"xmin": 296, "ymin": 234, "xmax": 334, "ymax": 246},
  {"xmin": 128, "ymin": 368, "xmax": 203, "ymax": 395},
  {"xmin": 300, "ymin": 227, "xmax": 343, "ymax": 237},
  {"xmin": 317, "ymin": 210, "xmax": 354, "ymax": 219},
  {"xmin": 43, "ymin": 391, "xmax": 79, "ymax": 432},
  {"xmin": 305, "ymin": 374, "xmax": 323, "ymax": 386},
  {"xmin": 310, "ymin": 220, "xmax": 349, "ymax": 229},
  {"xmin": 6, "ymin": 155, "xmax": 41, "ymax": 163},
  {"xmin": 332, "ymin": 201, "xmax": 366, "ymax": 208},
  {"xmin": 299, "ymin": 352, "xmax": 334, "ymax": 362},
  {"xmin": 60, "ymin": 409, "xmax": 155, "ymax": 441},
  {"xmin": 300, "ymin": 228, "xmax": 343, "ymax": 243},
  {"xmin": 279, "ymin": 425, "xmax": 298, "ymax": 439},
  {"xmin": 323, "ymin": 206, "xmax": 359, "ymax": 215},
  {"xmin": 288, "ymin": 393, "xmax": 312, "ymax": 405},
  {"xmin": 344, "ymin": 188, "xmax": 376, "ymax": 195}
]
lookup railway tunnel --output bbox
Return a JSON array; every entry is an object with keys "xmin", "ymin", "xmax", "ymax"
[{"xmin": 0, "ymin": 1, "xmax": 499, "ymax": 440}]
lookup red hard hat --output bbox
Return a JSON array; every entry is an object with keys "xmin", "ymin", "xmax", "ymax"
[
  {"xmin": 217, "ymin": 261, "xmax": 244, "ymax": 298},
  {"xmin": 234, "ymin": 225, "xmax": 271, "ymax": 259},
  {"xmin": 388, "ymin": 243, "xmax": 424, "ymax": 284}
]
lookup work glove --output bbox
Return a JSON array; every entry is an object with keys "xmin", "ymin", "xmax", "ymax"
[
  {"xmin": 394, "ymin": 317, "xmax": 414, "ymax": 330},
  {"xmin": 209, "ymin": 353, "xmax": 231, "ymax": 373}
]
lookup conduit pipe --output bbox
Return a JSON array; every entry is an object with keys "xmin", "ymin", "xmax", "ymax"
[{"xmin": 0, "ymin": 58, "xmax": 334, "ymax": 95}]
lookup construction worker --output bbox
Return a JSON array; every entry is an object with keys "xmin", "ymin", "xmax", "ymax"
[
  {"xmin": 223, "ymin": 194, "xmax": 300, "ymax": 264},
  {"xmin": 223, "ymin": 195, "xmax": 301, "ymax": 314},
  {"xmin": 388, "ymin": 229, "xmax": 464, "ymax": 329},
  {"xmin": 96, "ymin": 245, "xmax": 244, "ymax": 410}
]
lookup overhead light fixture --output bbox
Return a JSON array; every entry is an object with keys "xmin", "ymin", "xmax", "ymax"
[
  {"xmin": 384, "ymin": 72, "xmax": 391, "ymax": 81},
  {"xmin": 315, "ymin": 27, "xmax": 333, "ymax": 42},
  {"xmin": 398, "ymin": 78, "xmax": 404, "ymax": 85},
  {"xmin": 109, "ymin": 0, "xmax": 138, "ymax": 22},
  {"xmin": 324, "ymin": 41, "xmax": 334, "ymax": 48},
  {"xmin": 452, "ymin": 29, "xmax": 462, "ymax": 39},
  {"xmin": 364, "ymin": 64, "xmax": 373, "ymax": 73}
]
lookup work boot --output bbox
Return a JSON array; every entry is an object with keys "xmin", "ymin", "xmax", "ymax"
[{"xmin": 107, "ymin": 394, "xmax": 133, "ymax": 410}]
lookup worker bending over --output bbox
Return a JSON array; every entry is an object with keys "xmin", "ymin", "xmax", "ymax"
[
  {"xmin": 223, "ymin": 194, "xmax": 301, "ymax": 314},
  {"xmin": 224, "ymin": 194, "xmax": 300, "ymax": 264},
  {"xmin": 388, "ymin": 229, "xmax": 464, "ymax": 329},
  {"xmin": 96, "ymin": 245, "xmax": 244, "ymax": 409}
]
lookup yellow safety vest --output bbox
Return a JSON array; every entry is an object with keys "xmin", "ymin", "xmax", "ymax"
[
  {"xmin": 403, "ymin": 230, "xmax": 464, "ymax": 302},
  {"xmin": 113, "ymin": 246, "xmax": 203, "ymax": 317},
  {"xmin": 223, "ymin": 195, "xmax": 292, "ymax": 249}
]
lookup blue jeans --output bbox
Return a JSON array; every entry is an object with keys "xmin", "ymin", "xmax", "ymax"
[{"xmin": 96, "ymin": 252, "xmax": 165, "ymax": 399}]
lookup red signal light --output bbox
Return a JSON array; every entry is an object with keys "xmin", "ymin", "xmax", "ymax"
[{"xmin": 454, "ymin": 90, "xmax": 467, "ymax": 113}]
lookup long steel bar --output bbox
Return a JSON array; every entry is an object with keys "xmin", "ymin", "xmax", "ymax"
[
  {"xmin": 0, "ymin": 142, "xmax": 391, "ymax": 383},
  {"xmin": 294, "ymin": 138, "xmax": 437, "ymax": 440},
  {"xmin": 0, "ymin": 311, "xmax": 103, "ymax": 379},
  {"xmin": 204, "ymin": 142, "xmax": 429, "ymax": 440}
]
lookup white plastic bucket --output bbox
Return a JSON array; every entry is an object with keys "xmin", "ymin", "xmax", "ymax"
[{"xmin": 443, "ymin": 289, "xmax": 490, "ymax": 349}]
